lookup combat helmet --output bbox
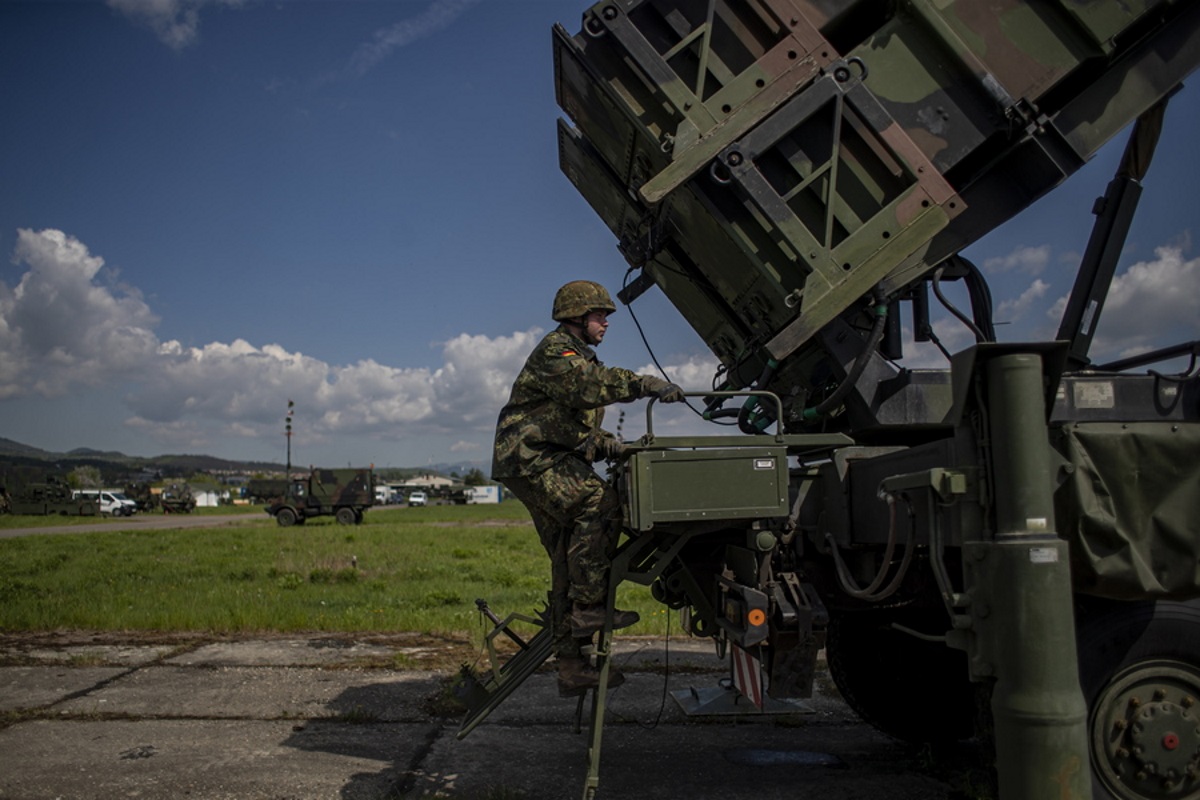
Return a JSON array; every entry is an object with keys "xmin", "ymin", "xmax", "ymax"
[{"xmin": 552, "ymin": 280, "xmax": 617, "ymax": 322}]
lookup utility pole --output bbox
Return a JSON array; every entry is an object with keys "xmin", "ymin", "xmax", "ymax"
[{"xmin": 285, "ymin": 400, "xmax": 294, "ymax": 478}]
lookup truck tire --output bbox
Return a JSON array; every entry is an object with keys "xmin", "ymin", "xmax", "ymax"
[
  {"xmin": 826, "ymin": 607, "xmax": 978, "ymax": 743},
  {"xmin": 275, "ymin": 507, "xmax": 297, "ymax": 527},
  {"xmin": 1076, "ymin": 598, "xmax": 1200, "ymax": 800},
  {"xmin": 335, "ymin": 507, "xmax": 356, "ymax": 525}
]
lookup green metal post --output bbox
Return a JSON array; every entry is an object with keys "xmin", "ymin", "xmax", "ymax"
[
  {"xmin": 581, "ymin": 620, "xmax": 612, "ymax": 800},
  {"xmin": 580, "ymin": 563, "xmax": 626, "ymax": 800},
  {"xmin": 970, "ymin": 353, "xmax": 1092, "ymax": 800}
]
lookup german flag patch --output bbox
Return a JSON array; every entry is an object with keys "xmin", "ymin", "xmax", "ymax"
[{"xmin": 558, "ymin": 349, "xmax": 579, "ymax": 357}]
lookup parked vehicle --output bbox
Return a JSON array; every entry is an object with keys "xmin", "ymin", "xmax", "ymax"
[
  {"xmin": 5, "ymin": 477, "xmax": 98, "ymax": 516},
  {"xmin": 246, "ymin": 478, "xmax": 288, "ymax": 504},
  {"xmin": 265, "ymin": 467, "xmax": 374, "ymax": 526},
  {"xmin": 123, "ymin": 482, "xmax": 159, "ymax": 512},
  {"xmin": 463, "ymin": 486, "xmax": 500, "ymax": 505},
  {"xmin": 159, "ymin": 484, "xmax": 196, "ymax": 514},
  {"xmin": 72, "ymin": 489, "xmax": 135, "ymax": 517},
  {"xmin": 109, "ymin": 491, "xmax": 138, "ymax": 516},
  {"xmin": 406, "ymin": 491, "xmax": 427, "ymax": 507}
]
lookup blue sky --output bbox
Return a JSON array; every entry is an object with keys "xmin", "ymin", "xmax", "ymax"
[{"xmin": 1, "ymin": 0, "xmax": 1197, "ymax": 469}]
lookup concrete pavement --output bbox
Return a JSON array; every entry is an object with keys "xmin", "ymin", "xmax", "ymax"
[{"xmin": 0, "ymin": 633, "xmax": 980, "ymax": 799}]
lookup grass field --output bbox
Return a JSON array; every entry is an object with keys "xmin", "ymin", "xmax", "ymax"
[{"xmin": 0, "ymin": 502, "xmax": 664, "ymax": 637}]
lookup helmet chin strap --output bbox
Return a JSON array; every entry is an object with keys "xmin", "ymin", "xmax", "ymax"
[{"xmin": 564, "ymin": 316, "xmax": 600, "ymax": 346}]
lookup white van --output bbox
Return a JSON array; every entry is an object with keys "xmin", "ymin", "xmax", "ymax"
[
  {"xmin": 407, "ymin": 490, "xmax": 427, "ymax": 507},
  {"xmin": 73, "ymin": 489, "xmax": 136, "ymax": 517},
  {"xmin": 110, "ymin": 491, "xmax": 138, "ymax": 515}
]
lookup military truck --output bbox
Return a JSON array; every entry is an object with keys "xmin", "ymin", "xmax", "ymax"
[
  {"xmin": 265, "ymin": 467, "xmax": 374, "ymax": 526},
  {"xmin": 124, "ymin": 482, "xmax": 159, "ymax": 513},
  {"xmin": 5, "ymin": 476, "xmax": 100, "ymax": 516},
  {"xmin": 159, "ymin": 483, "xmax": 196, "ymax": 514},
  {"xmin": 246, "ymin": 477, "xmax": 288, "ymax": 504},
  {"xmin": 459, "ymin": 3, "xmax": 1200, "ymax": 799}
]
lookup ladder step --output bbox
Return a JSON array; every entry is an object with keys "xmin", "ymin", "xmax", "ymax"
[{"xmin": 456, "ymin": 613, "xmax": 555, "ymax": 739}]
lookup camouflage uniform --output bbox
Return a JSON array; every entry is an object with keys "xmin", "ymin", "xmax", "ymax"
[{"xmin": 492, "ymin": 324, "xmax": 657, "ymax": 658}]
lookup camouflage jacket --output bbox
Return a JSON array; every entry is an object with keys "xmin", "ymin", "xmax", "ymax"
[{"xmin": 492, "ymin": 326, "xmax": 649, "ymax": 478}]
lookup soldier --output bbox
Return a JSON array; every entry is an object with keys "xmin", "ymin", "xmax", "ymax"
[{"xmin": 492, "ymin": 280, "xmax": 684, "ymax": 696}]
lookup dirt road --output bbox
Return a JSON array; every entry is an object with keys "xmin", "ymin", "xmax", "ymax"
[{"xmin": 0, "ymin": 513, "xmax": 260, "ymax": 538}]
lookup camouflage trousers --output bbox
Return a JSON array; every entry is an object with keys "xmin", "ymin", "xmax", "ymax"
[{"xmin": 498, "ymin": 456, "xmax": 622, "ymax": 658}]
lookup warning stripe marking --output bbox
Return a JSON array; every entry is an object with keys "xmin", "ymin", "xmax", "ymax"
[{"xmin": 731, "ymin": 644, "xmax": 763, "ymax": 710}]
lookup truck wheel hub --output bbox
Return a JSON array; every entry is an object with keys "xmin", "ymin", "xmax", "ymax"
[{"xmin": 1092, "ymin": 660, "xmax": 1200, "ymax": 800}]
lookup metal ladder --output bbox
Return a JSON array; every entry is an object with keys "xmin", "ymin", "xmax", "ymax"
[
  {"xmin": 455, "ymin": 599, "xmax": 554, "ymax": 739},
  {"xmin": 458, "ymin": 527, "xmax": 701, "ymax": 797},
  {"xmin": 580, "ymin": 526, "xmax": 705, "ymax": 799}
]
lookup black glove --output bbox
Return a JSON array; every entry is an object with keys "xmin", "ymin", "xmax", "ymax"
[
  {"xmin": 641, "ymin": 376, "xmax": 685, "ymax": 403},
  {"xmin": 597, "ymin": 438, "xmax": 628, "ymax": 460}
]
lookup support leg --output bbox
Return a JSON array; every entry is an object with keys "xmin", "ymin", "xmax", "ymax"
[
  {"xmin": 969, "ymin": 352, "xmax": 1092, "ymax": 800},
  {"xmin": 581, "ymin": 595, "xmax": 615, "ymax": 799}
]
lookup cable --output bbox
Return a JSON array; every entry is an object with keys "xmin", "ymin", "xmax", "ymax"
[
  {"xmin": 800, "ymin": 294, "xmax": 889, "ymax": 422},
  {"xmin": 468, "ymin": 607, "xmax": 490, "ymax": 673},
  {"xmin": 621, "ymin": 234, "xmax": 765, "ymax": 426},
  {"xmin": 824, "ymin": 490, "xmax": 916, "ymax": 602},
  {"xmin": 931, "ymin": 266, "xmax": 987, "ymax": 343},
  {"xmin": 923, "ymin": 327, "xmax": 954, "ymax": 363},
  {"xmin": 961, "ymin": 258, "xmax": 997, "ymax": 342},
  {"xmin": 622, "ymin": 267, "xmax": 673, "ymax": 381},
  {"xmin": 620, "ymin": 266, "xmax": 711, "ymax": 423},
  {"xmin": 603, "ymin": 606, "xmax": 673, "ymax": 730}
]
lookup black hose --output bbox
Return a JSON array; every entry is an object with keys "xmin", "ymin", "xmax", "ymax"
[
  {"xmin": 931, "ymin": 265, "xmax": 987, "ymax": 343},
  {"xmin": 802, "ymin": 296, "xmax": 889, "ymax": 422},
  {"xmin": 960, "ymin": 257, "xmax": 996, "ymax": 342}
]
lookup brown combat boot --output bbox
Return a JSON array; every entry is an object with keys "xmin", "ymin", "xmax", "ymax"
[
  {"xmin": 569, "ymin": 603, "xmax": 640, "ymax": 637},
  {"xmin": 556, "ymin": 657, "xmax": 626, "ymax": 698}
]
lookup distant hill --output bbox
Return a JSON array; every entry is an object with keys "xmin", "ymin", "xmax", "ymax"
[
  {"xmin": 0, "ymin": 437, "xmax": 51, "ymax": 457},
  {"xmin": 0, "ymin": 437, "xmax": 488, "ymax": 484},
  {"xmin": 0, "ymin": 436, "xmax": 285, "ymax": 482},
  {"xmin": 67, "ymin": 447, "xmax": 134, "ymax": 460},
  {"xmin": 429, "ymin": 460, "xmax": 490, "ymax": 478}
]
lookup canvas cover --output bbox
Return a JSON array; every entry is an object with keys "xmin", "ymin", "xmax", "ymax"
[{"xmin": 1054, "ymin": 422, "xmax": 1200, "ymax": 600}]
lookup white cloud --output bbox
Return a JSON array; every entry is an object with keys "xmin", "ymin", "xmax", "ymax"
[
  {"xmin": 982, "ymin": 244, "xmax": 1051, "ymax": 275},
  {"xmin": 125, "ymin": 332, "xmax": 540, "ymax": 446},
  {"xmin": 431, "ymin": 329, "xmax": 543, "ymax": 427},
  {"xmin": 8, "ymin": 229, "xmax": 1192, "ymax": 458},
  {"xmin": 1, "ymin": 229, "xmax": 159, "ymax": 398},
  {"xmin": 1089, "ymin": 245, "xmax": 1200, "ymax": 361},
  {"xmin": 107, "ymin": 0, "xmax": 244, "ymax": 50},
  {"xmin": 1045, "ymin": 293, "xmax": 1069, "ymax": 327},
  {"xmin": 348, "ymin": 0, "xmax": 484, "ymax": 75},
  {"xmin": 623, "ymin": 353, "xmax": 718, "ymax": 437},
  {"xmin": 0, "ymin": 228, "xmax": 538, "ymax": 452},
  {"xmin": 123, "ymin": 415, "xmax": 211, "ymax": 450},
  {"xmin": 636, "ymin": 353, "xmax": 719, "ymax": 391},
  {"xmin": 996, "ymin": 278, "xmax": 1049, "ymax": 323}
]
